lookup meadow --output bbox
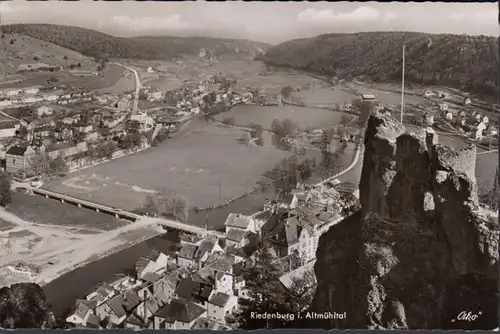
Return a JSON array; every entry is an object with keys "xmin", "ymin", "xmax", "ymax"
[
  {"xmin": 8, "ymin": 192, "xmax": 129, "ymax": 232},
  {"xmin": 214, "ymin": 104, "xmax": 346, "ymax": 131},
  {"xmin": 0, "ymin": 63, "xmax": 127, "ymax": 91},
  {"xmin": 44, "ymin": 120, "xmax": 290, "ymax": 210}
]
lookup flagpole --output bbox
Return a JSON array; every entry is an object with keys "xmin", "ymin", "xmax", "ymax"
[{"xmin": 400, "ymin": 42, "xmax": 405, "ymax": 124}]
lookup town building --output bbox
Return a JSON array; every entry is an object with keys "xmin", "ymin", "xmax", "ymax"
[
  {"xmin": 37, "ymin": 106, "xmax": 53, "ymax": 117},
  {"xmin": 25, "ymin": 87, "xmax": 40, "ymax": 95},
  {"xmin": 0, "ymin": 121, "xmax": 18, "ymax": 138},
  {"xmin": 361, "ymin": 94, "xmax": 376, "ymax": 101},
  {"xmin": 66, "ymin": 300, "xmax": 100, "ymax": 328},
  {"xmin": 223, "ymin": 213, "xmax": 255, "ymax": 234},
  {"xmin": 5, "ymin": 146, "xmax": 35, "ymax": 176},
  {"xmin": 424, "ymin": 90, "xmax": 434, "ymax": 97},
  {"xmin": 207, "ymin": 292, "xmax": 238, "ymax": 324},
  {"xmin": 153, "ymin": 298, "xmax": 207, "ymax": 329}
]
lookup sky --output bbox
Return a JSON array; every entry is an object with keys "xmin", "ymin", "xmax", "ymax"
[{"xmin": 0, "ymin": 1, "xmax": 498, "ymax": 44}]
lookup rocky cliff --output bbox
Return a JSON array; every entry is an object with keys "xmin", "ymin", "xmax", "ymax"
[{"xmin": 310, "ymin": 112, "xmax": 499, "ymax": 330}]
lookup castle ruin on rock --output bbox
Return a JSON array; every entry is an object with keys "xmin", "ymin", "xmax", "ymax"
[{"xmin": 309, "ymin": 111, "xmax": 499, "ymax": 330}]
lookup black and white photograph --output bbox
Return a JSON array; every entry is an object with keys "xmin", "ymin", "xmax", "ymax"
[{"xmin": 0, "ymin": 0, "xmax": 497, "ymax": 331}]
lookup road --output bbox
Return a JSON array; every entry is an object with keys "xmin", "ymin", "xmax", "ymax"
[{"xmin": 110, "ymin": 62, "xmax": 141, "ymax": 113}]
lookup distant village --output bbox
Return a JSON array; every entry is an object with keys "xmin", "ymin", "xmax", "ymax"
[
  {"xmin": 0, "ymin": 71, "xmax": 265, "ymax": 181},
  {"xmin": 64, "ymin": 180, "xmax": 356, "ymax": 329},
  {"xmin": 376, "ymin": 89, "xmax": 498, "ymax": 145}
]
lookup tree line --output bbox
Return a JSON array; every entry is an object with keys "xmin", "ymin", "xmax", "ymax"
[
  {"xmin": 2, "ymin": 24, "xmax": 270, "ymax": 61},
  {"xmin": 260, "ymin": 32, "xmax": 498, "ymax": 98}
]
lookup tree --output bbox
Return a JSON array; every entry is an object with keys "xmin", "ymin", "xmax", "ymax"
[
  {"xmin": 271, "ymin": 118, "xmax": 298, "ymax": 139},
  {"xmin": 232, "ymin": 248, "xmax": 288, "ymax": 329},
  {"xmin": 0, "ymin": 172, "xmax": 12, "ymax": 207},
  {"xmin": 153, "ymin": 189, "xmax": 189, "ymax": 221},
  {"xmin": 280, "ymin": 85, "xmax": 294, "ymax": 100},
  {"xmin": 222, "ymin": 117, "xmax": 235, "ymax": 126},
  {"xmin": 0, "ymin": 283, "xmax": 57, "ymax": 329},
  {"xmin": 171, "ymin": 195, "xmax": 189, "ymax": 221},
  {"xmin": 271, "ymin": 118, "xmax": 283, "ymax": 136},
  {"xmin": 282, "ymin": 118, "xmax": 298, "ymax": 137},
  {"xmin": 27, "ymin": 150, "xmax": 51, "ymax": 177},
  {"xmin": 143, "ymin": 195, "xmax": 159, "ymax": 215},
  {"xmin": 318, "ymin": 151, "xmax": 340, "ymax": 181},
  {"xmin": 320, "ymin": 129, "xmax": 334, "ymax": 152},
  {"xmin": 49, "ymin": 156, "xmax": 68, "ymax": 175},
  {"xmin": 232, "ymin": 249, "xmax": 314, "ymax": 329},
  {"xmin": 250, "ymin": 124, "xmax": 264, "ymax": 138},
  {"xmin": 105, "ymin": 141, "xmax": 117, "ymax": 159},
  {"xmin": 283, "ymin": 269, "xmax": 316, "ymax": 313},
  {"xmin": 340, "ymin": 114, "xmax": 354, "ymax": 126}
]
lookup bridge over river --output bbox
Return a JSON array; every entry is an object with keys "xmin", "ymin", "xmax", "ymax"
[{"xmin": 32, "ymin": 188, "xmax": 220, "ymax": 237}]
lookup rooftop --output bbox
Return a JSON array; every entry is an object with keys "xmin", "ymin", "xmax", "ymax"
[
  {"xmin": 224, "ymin": 213, "xmax": 252, "ymax": 229},
  {"xmin": 178, "ymin": 243, "xmax": 198, "ymax": 260},
  {"xmin": 154, "ymin": 298, "xmax": 206, "ymax": 324},
  {"xmin": 208, "ymin": 292, "xmax": 230, "ymax": 307},
  {"xmin": 226, "ymin": 228, "xmax": 247, "ymax": 243}
]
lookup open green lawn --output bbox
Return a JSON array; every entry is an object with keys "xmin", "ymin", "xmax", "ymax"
[
  {"xmin": 8, "ymin": 192, "xmax": 130, "ymax": 231},
  {"xmin": 215, "ymin": 104, "xmax": 346, "ymax": 131},
  {"xmin": 44, "ymin": 119, "xmax": 290, "ymax": 210}
]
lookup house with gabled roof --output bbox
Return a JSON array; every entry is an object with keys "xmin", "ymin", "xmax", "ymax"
[
  {"xmin": 175, "ymin": 277, "xmax": 213, "ymax": 308},
  {"xmin": 207, "ymin": 292, "xmax": 238, "ymax": 324},
  {"xmin": 180, "ymin": 233, "xmax": 203, "ymax": 246},
  {"xmin": 252, "ymin": 210, "xmax": 272, "ymax": 233},
  {"xmin": 193, "ymin": 236, "xmax": 223, "ymax": 268},
  {"xmin": 177, "ymin": 243, "xmax": 198, "ymax": 268},
  {"xmin": 135, "ymin": 250, "xmax": 170, "ymax": 279},
  {"xmin": 123, "ymin": 313, "xmax": 145, "ymax": 330},
  {"xmin": 223, "ymin": 213, "xmax": 254, "ymax": 234},
  {"xmin": 133, "ymin": 297, "xmax": 161, "ymax": 328},
  {"xmin": 66, "ymin": 299, "xmax": 100, "ymax": 328},
  {"xmin": 153, "ymin": 298, "xmax": 207, "ymax": 329},
  {"xmin": 225, "ymin": 228, "xmax": 253, "ymax": 249},
  {"xmin": 6, "ymin": 145, "xmax": 36, "ymax": 177},
  {"xmin": 95, "ymin": 294, "xmax": 128, "ymax": 325},
  {"xmin": 86, "ymin": 283, "xmax": 115, "ymax": 306},
  {"xmin": 94, "ymin": 289, "xmax": 141, "ymax": 326}
]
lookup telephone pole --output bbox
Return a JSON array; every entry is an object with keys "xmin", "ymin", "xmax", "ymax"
[{"xmin": 400, "ymin": 42, "xmax": 405, "ymax": 124}]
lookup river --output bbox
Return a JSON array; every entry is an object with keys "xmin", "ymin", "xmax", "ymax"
[
  {"xmin": 43, "ymin": 109, "xmax": 496, "ymax": 318},
  {"xmin": 43, "ymin": 186, "xmax": 277, "ymax": 318}
]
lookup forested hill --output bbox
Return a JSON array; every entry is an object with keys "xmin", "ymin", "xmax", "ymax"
[
  {"xmin": 2, "ymin": 24, "xmax": 270, "ymax": 60},
  {"xmin": 259, "ymin": 32, "xmax": 498, "ymax": 97}
]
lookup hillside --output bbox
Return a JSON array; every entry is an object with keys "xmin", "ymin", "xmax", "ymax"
[
  {"xmin": 0, "ymin": 32, "xmax": 96, "ymax": 76},
  {"xmin": 259, "ymin": 32, "xmax": 498, "ymax": 98},
  {"xmin": 2, "ymin": 24, "xmax": 271, "ymax": 61}
]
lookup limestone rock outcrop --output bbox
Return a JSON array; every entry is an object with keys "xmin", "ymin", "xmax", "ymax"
[{"xmin": 309, "ymin": 112, "xmax": 499, "ymax": 330}]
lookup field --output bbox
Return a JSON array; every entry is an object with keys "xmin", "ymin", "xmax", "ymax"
[
  {"xmin": 8, "ymin": 192, "xmax": 130, "ymax": 232},
  {"xmin": 0, "ymin": 33, "xmax": 95, "ymax": 76},
  {"xmin": 44, "ymin": 119, "xmax": 290, "ymax": 210},
  {"xmin": 0, "ymin": 63, "xmax": 128, "ymax": 91},
  {"xmin": 127, "ymin": 57, "xmax": 325, "ymax": 95},
  {"xmin": 296, "ymin": 86, "xmax": 359, "ymax": 107},
  {"xmin": 215, "ymin": 104, "xmax": 346, "ymax": 131},
  {"xmin": 349, "ymin": 81, "xmax": 429, "ymax": 106},
  {"xmin": 98, "ymin": 70, "xmax": 135, "ymax": 94}
]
